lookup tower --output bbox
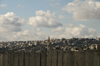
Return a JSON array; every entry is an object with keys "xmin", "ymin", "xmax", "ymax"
[{"xmin": 47, "ymin": 37, "xmax": 51, "ymax": 50}]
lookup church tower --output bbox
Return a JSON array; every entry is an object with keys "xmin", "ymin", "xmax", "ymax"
[{"xmin": 47, "ymin": 37, "xmax": 51, "ymax": 50}]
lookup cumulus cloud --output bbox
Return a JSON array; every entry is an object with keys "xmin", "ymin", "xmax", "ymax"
[
  {"xmin": 51, "ymin": 24, "xmax": 96, "ymax": 39},
  {"xmin": 0, "ymin": 4, "xmax": 7, "ymax": 7},
  {"xmin": 0, "ymin": 24, "xmax": 97, "ymax": 41},
  {"xmin": 13, "ymin": 29, "xmax": 48, "ymax": 41},
  {"xmin": 0, "ymin": 12, "xmax": 26, "ymax": 32},
  {"xmin": 59, "ymin": 15, "xmax": 64, "ymax": 19},
  {"xmin": 0, "ymin": 32, "xmax": 15, "ymax": 41},
  {"xmin": 51, "ymin": 26, "xmax": 64, "ymax": 32},
  {"xmin": 28, "ymin": 10, "xmax": 62, "ymax": 27},
  {"xmin": 0, "ymin": 28, "xmax": 48, "ymax": 41},
  {"xmin": 61, "ymin": 0, "xmax": 100, "ymax": 21}
]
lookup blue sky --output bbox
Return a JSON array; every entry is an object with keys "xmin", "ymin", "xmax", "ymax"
[{"xmin": 0, "ymin": 0, "xmax": 100, "ymax": 41}]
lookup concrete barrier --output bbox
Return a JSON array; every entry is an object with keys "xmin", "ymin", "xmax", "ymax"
[
  {"xmin": 25, "ymin": 52, "xmax": 30, "ymax": 66},
  {"xmin": 93, "ymin": 51, "xmax": 100, "ymax": 66},
  {"xmin": 29, "ymin": 51, "xmax": 35, "ymax": 66},
  {"xmin": 1, "ymin": 50, "xmax": 100, "ymax": 66},
  {"xmin": 41, "ymin": 50, "xmax": 46, "ymax": 66},
  {"xmin": 2, "ymin": 52, "xmax": 8, "ymax": 66},
  {"xmin": 14, "ymin": 52, "xmax": 18, "ymax": 66},
  {"xmin": 0, "ymin": 53, "xmax": 3, "ymax": 66},
  {"xmin": 78, "ymin": 51, "xmax": 86, "ymax": 66},
  {"xmin": 63, "ymin": 51, "xmax": 67, "ymax": 66},
  {"xmin": 35, "ymin": 51, "xmax": 40, "ymax": 66},
  {"xmin": 52, "ymin": 50, "xmax": 57, "ymax": 66},
  {"xmin": 46, "ymin": 50, "xmax": 52, "ymax": 66},
  {"xmin": 85, "ymin": 51, "xmax": 94, "ymax": 66},
  {"xmin": 8, "ymin": 52, "xmax": 14, "ymax": 66},
  {"xmin": 58, "ymin": 50, "xmax": 63, "ymax": 66},
  {"xmin": 19, "ymin": 52, "xmax": 24, "ymax": 66},
  {"xmin": 67, "ymin": 51, "xmax": 75, "ymax": 66},
  {"xmin": 74, "ymin": 51, "xmax": 79, "ymax": 66}
]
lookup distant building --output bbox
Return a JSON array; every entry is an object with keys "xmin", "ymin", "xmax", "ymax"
[
  {"xmin": 28, "ymin": 43, "xmax": 32, "ymax": 46},
  {"xmin": 71, "ymin": 47, "xmax": 82, "ymax": 51},
  {"xmin": 34, "ymin": 41, "xmax": 39, "ymax": 46},
  {"xmin": 55, "ymin": 45, "xmax": 61, "ymax": 50},
  {"xmin": 96, "ymin": 38, "xmax": 100, "ymax": 41},
  {"xmin": 89, "ymin": 44, "xmax": 100, "ymax": 50},
  {"xmin": 63, "ymin": 40, "xmax": 67, "ymax": 44},
  {"xmin": 60, "ymin": 38, "xmax": 65, "ymax": 41},
  {"xmin": 67, "ymin": 39, "xmax": 71, "ymax": 45}
]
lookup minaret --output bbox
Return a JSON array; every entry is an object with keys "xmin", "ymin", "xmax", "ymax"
[{"xmin": 47, "ymin": 37, "xmax": 51, "ymax": 50}]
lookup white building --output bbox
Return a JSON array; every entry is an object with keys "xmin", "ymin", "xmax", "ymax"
[
  {"xmin": 96, "ymin": 38, "xmax": 100, "ymax": 41},
  {"xmin": 34, "ymin": 41, "xmax": 39, "ymax": 46},
  {"xmin": 89, "ymin": 44, "xmax": 100, "ymax": 50}
]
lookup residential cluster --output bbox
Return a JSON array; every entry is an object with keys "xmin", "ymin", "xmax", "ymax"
[{"xmin": 0, "ymin": 37, "xmax": 100, "ymax": 52}]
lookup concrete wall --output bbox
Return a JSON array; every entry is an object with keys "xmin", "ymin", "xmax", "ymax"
[
  {"xmin": 0, "ymin": 53, "xmax": 3, "ymax": 66},
  {"xmin": 1, "ymin": 50, "xmax": 100, "ymax": 66}
]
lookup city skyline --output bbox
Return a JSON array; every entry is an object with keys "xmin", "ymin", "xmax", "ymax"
[{"xmin": 0, "ymin": 0, "xmax": 100, "ymax": 41}]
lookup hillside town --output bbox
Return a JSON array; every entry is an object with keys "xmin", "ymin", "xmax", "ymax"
[{"xmin": 0, "ymin": 37, "xmax": 100, "ymax": 52}]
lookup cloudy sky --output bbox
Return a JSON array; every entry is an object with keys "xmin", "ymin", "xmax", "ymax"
[{"xmin": 0, "ymin": 0, "xmax": 100, "ymax": 41}]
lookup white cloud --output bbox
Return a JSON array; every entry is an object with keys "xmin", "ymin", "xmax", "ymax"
[
  {"xmin": 51, "ymin": 26, "xmax": 64, "ymax": 32},
  {"xmin": 59, "ymin": 15, "xmax": 64, "ymax": 19},
  {"xmin": 0, "ymin": 23, "xmax": 96, "ymax": 41},
  {"xmin": 0, "ymin": 28, "xmax": 48, "ymax": 41},
  {"xmin": 0, "ymin": 4, "xmax": 7, "ymax": 7},
  {"xmin": 28, "ymin": 10, "xmax": 62, "ymax": 27},
  {"xmin": 0, "ymin": 32, "xmax": 15, "ymax": 41},
  {"xmin": 17, "ymin": 4, "xmax": 24, "ymax": 8},
  {"xmin": 51, "ymin": 24, "xmax": 96, "ymax": 39},
  {"xmin": 61, "ymin": 0, "xmax": 100, "ymax": 21},
  {"xmin": 0, "ymin": 12, "xmax": 26, "ymax": 32},
  {"xmin": 13, "ymin": 29, "xmax": 48, "ymax": 41}
]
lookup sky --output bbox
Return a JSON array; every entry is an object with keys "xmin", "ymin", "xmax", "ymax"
[{"xmin": 0, "ymin": 0, "xmax": 100, "ymax": 41}]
